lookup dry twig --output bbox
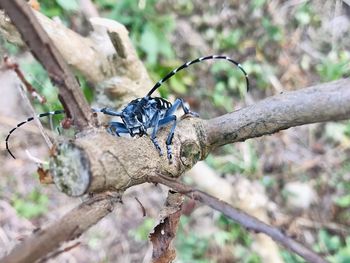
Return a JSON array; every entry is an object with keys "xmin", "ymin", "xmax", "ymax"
[
  {"xmin": 0, "ymin": 0, "xmax": 92, "ymax": 130},
  {"xmin": 148, "ymin": 175, "xmax": 328, "ymax": 263},
  {"xmin": 0, "ymin": 1, "xmax": 348, "ymax": 263}
]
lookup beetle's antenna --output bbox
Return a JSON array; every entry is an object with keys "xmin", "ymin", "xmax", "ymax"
[
  {"xmin": 146, "ymin": 55, "xmax": 249, "ymax": 97},
  {"xmin": 6, "ymin": 110, "xmax": 65, "ymax": 159}
]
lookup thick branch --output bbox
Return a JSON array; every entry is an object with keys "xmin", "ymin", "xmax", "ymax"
[
  {"xmin": 205, "ymin": 78, "xmax": 350, "ymax": 149},
  {"xmin": 148, "ymin": 175, "xmax": 327, "ymax": 263},
  {"xmin": 0, "ymin": 193, "xmax": 121, "ymax": 263},
  {"xmin": 0, "ymin": 0, "xmax": 91, "ymax": 130},
  {"xmin": 49, "ymin": 78, "xmax": 350, "ymax": 196},
  {"xmin": 5, "ymin": 75, "xmax": 341, "ymax": 262},
  {"xmin": 0, "ymin": 7, "xmax": 154, "ymax": 106}
]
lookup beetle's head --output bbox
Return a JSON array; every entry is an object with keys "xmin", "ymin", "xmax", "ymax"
[{"xmin": 122, "ymin": 102, "xmax": 143, "ymax": 129}]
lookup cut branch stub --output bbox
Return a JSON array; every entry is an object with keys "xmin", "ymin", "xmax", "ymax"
[
  {"xmin": 50, "ymin": 142, "xmax": 91, "ymax": 196},
  {"xmin": 49, "ymin": 118, "xmax": 207, "ymax": 196},
  {"xmin": 49, "ymin": 78, "xmax": 350, "ymax": 196}
]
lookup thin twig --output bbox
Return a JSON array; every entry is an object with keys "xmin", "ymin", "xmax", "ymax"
[
  {"xmin": 0, "ymin": 0, "xmax": 92, "ymax": 130},
  {"xmin": 16, "ymin": 83, "xmax": 53, "ymax": 149},
  {"xmin": 3, "ymin": 55, "xmax": 46, "ymax": 104},
  {"xmin": 148, "ymin": 175, "xmax": 328, "ymax": 263},
  {"xmin": 2, "ymin": 55, "xmax": 53, "ymax": 149}
]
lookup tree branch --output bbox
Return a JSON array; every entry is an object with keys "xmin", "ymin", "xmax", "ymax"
[
  {"xmin": 50, "ymin": 78, "xmax": 350, "ymax": 196},
  {"xmin": 148, "ymin": 175, "xmax": 328, "ymax": 263},
  {"xmin": 0, "ymin": 192, "xmax": 122, "ymax": 263},
  {"xmin": 0, "ymin": 6, "xmax": 154, "ymax": 107},
  {"xmin": 1, "ymin": 2, "xmax": 348, "ymax": 262},
  {"xmin": 0, "ymin": 0, "xmax": 92, "ymax": 130},
  {"xmin": 205, "ymin": 78, "xmax": 350, "ymax": 150}
]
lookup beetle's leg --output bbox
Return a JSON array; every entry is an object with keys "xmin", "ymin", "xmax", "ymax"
[
  {"xmin": 98, "ymin": 108, "xmax": 123, "ymax": 117},
  {"xmin": 150, "ymin": 111, "xmax": 163, "ymax": 155},
  {"xmin": 165, "ymin": 98, "xmax": 199, "ymax": 117},
  {"xmin": 107, "ymin": 121, "xmax": 129, "ymax": 136},
  {"xmin": 159, "ymin": 115, "xmax": 177, "ymax": 162}
]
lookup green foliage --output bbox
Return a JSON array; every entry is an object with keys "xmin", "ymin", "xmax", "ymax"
[
  {"xmin": 171, "ymin": 0, "xmax": 194, "ymax": 16},
  {"xmin": 13, "ymin": 189, "xmax": 49, "ymax": 219},
  {"xmin": 332, "ymin": 161, "xmax": 350, "ymax": 209},
  {"xmin": 97, "ymin": 0, "xmax": 177, "ymax": 94},
  {"xmin": 106, "ymin": 0, "xmax": 175, "ymax": 65},
  {"xmin": 56, "ymin": 0, "xmax": 79, "ymax": 12},
  {"xmin": 334, "ymin": 195, "xmax": 350, "ymax": 208},
  {"xmin": 316, "ymin": 51, "xmax": 350, "ymax": 82},
  {"xmin": 325, "ymin": 122, "xmax": 350, "ymax": 144},
  {"xmin": 176, "ymin": 217, "xmax": 210, "ymax": 263},
  {"xmin": 281, "ymin": 250, "xmax": 306, "ymax": 263},
  {"xmin": 0, "ymin": 37, "xmax": 19, "ymax": 55},
  {"xmin": 209, "ymin": 60, "xmax": 250, "ymax": 111},
  {"xmin": 217, "ymin": 215, "xmax": 253, "ymax": 246},
  {"xmin": 317, "ymin": 229, "xmax": 342, "ymax": 253},
  {"xmin": 76, "ymin": 74, "xmax": 95, "ymax": 103},
  {"xmin": 19, "ymin": 60, "xmax": 93, "ymax": 115},
  {"xmin": 20, "ymin": 61, "xmax": 59, "ymax": 108},
  {"xmin": 262, "ymin": 18, "xmax": 283, "ymax": 43},
  {"xmin": 214, "ymin": 30, "xmax": 243, "ymax": 50},
  {"xmin": 282, "ymin": 230, "xmax": 350, "ymax": 263},
  {"xmin": 176, "ymin": 215, "xmax": 261, "ymax": 262},
  {"xmin": 251, "ymin": 0, "xmax": 267, "ymax": 10},
  {"xmin": 129, "ymin": 218, "xmax": 155, "ymax": 241},
  {"xmin": 40, "ymin": 0, "xmax": 78, "ymax": 18},
  {"xmin": 313, "ymin": 230, "xmax": 350, "ymax": 263},
  {"xmin": 330, "ymin": 236, "xmax": 350, "ymax": 263},
  {"xmin": 216, "ymin": 215, "xmax": 261, "ymax": 263},
  {"xmin": 294, "ymin": 3, "xmax": 313, "ymax": 26},
  {"xmin": 244, "ymin": 61, "xmax": 272, "ymax": 90},
  {"xmin": 206, "ymin": 143, "xmax": 259, "ymax": 175}
]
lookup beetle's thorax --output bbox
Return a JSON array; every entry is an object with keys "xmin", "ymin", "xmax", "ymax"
[{"xmin": 120, "ymin": 97, "xmax": 171, "ymax": 134}]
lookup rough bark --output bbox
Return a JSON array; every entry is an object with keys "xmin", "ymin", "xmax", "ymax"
[
  {"xmin": 148, "ymin": 175, "xmax": 328, "ymax": 263},
  {"xmin": 0, "ymin": 2, "xmax": 347, "ymax": 263},
  {"xmin": 0, "ymin": 7, "xmax": 153, "ymax": 108},
  {"xmin": 0, "ymin": 193, "xmax": 121, "ymax": 263},
  {"xmin": 205, "ymin": 78, "xmax": 350, "ymax": 149},
  {"xmin": 50, "ymin": 78, "xmax": 350, "ymax": 196}
]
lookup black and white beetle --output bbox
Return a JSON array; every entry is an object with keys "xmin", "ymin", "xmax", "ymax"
[{"xmin": 6, "ymin": 55, "xmax": 249, "ymax": 162}]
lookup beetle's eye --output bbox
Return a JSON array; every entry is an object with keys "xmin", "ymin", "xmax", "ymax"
[{"xmin": 136, "ymin": 113, "xmax": 142, "ymax": 122}]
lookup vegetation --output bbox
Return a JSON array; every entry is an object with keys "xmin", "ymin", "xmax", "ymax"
[{"xmin": 0, "ymin": 0, "xmax": 349, "ymax": 262}]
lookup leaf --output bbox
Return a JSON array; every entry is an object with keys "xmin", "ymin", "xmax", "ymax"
[
  {"xmin": 170, "ymin": 76, "xmax": 187, "ymax": 94},
  {"xmin": 13, "ymin": 191, "xmax": 49, "ymax": 219},
  {"xmin": 334, "ymin": 195, "xmax": 350, "ymax": 208},
  {"xmin": 55, "ymin": 0, "xmax": 79, "ymax": 12},
  {"xmin": 140, "ymin": 26, "xmax": 159, "ymax": 65}
]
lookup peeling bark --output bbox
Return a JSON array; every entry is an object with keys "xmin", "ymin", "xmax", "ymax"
[
  {"xmin": 0, "ymin": 2, "xmax": 347, "ymax": 263},
  {"xmin": 150, "ymin": 191, "xmax": 183, "ymax": 263}
]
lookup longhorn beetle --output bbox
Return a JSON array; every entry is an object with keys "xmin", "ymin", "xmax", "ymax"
[{"xmin": 6, "ymin": 55, "xmax": 249, "ymax": 162}]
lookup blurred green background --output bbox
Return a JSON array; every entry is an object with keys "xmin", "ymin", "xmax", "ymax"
[{"xmin": 0, "ymin": 0, "xmax": 350, "ymax": 262}]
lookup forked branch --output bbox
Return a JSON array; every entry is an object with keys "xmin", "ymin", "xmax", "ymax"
[
  {"xmin": 0, "ymin": 0, "xmax": 92, "ymax": 130},
  {"xmin": 0, "ymin": 1, "xmax": 348, "ymax": 263}
]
